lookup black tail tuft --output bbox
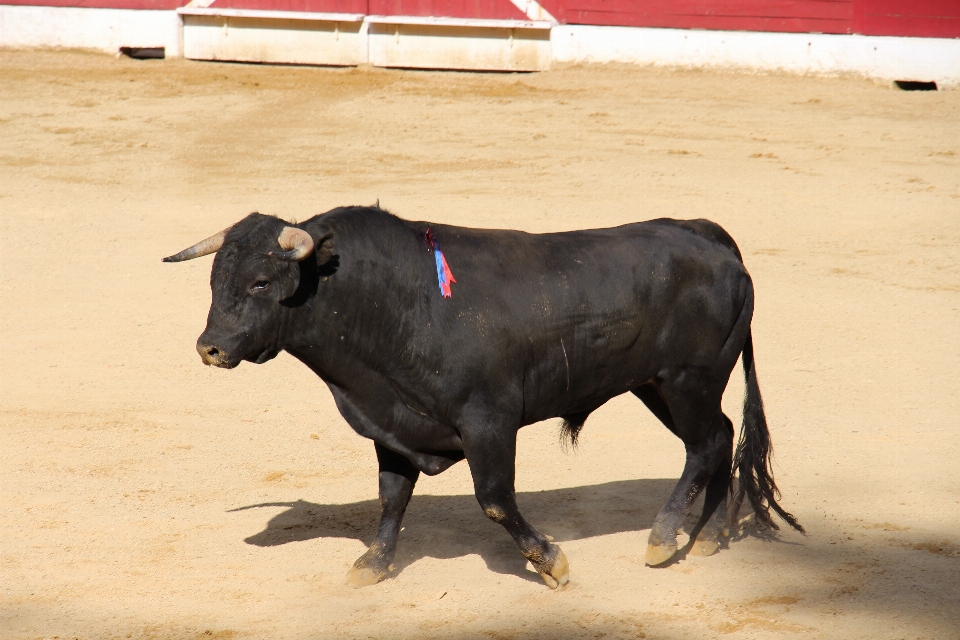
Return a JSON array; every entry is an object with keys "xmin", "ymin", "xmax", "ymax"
[
  {"xmin": 559, "ymin": 410, "xmax": 591, "ymax": 450},
  {"xmin": 733, "ymin": 332, "xmax": 805, "ymax": 534}
]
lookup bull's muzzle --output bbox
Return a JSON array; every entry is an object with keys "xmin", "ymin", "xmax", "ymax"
[{"xmin": 197, "ymin": 341, "xmax": 235, "ymax": 368}]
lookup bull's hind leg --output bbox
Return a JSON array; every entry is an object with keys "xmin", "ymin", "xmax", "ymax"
[
  {"xmin": 461, "ymin": 426, "xmax": 569, "ymax": 589},
  {"xmin": 687, "ymin": 413, "xmax": 734, "ymax": 557},
  {"xmin": 634, "ymin": 382, "xmax": 732, "ymax": 566},
  {"xmin": 346, "ymin": 443, "xmax": 420, "ymax": 587},
  {"xmin": 644, "ymin": 412, "xmax": 731, "ymax": 566}
]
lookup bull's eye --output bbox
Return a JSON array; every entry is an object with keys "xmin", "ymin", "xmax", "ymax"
[{"xmin": 251, "ymin": 279, "xmax": 270, "ymax": 292}]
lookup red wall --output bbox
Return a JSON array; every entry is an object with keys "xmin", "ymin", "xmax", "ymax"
[
  {"xmin": 855, "ymin": 0, "xmax": 960, "ymax": 37},
  {"xmin": 541, "ymin": 0, "xmax": 856, "ymax": 35},
  {"xmin": 1, "ymin": 0, "xmax": 183, "ymax": 8},
  {"xmin": 3, "ymin": 0, "xmax": 958, "ymax": 37},
  {"xmin": 211, "ymin": 0, "xmax": 528, "ymax": 18},
  {"xmin": 365, "ymin": 0, "xmax": 527, "ymax": 19},
  {"xmin": 212, "ymin": 0, "xmax": 527, "ymax": 20},
  {"xmin": 213, "ymin": 0, "xmax": 367, "ymax": 12},
  {"xmin": 536, "ymin": 0, "xmax": 959, "ymax": 37}
]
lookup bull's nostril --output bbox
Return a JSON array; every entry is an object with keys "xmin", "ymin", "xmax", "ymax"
[{"xmin": 197, "ymin": 342, "xmax": 226, "ymax": 364}]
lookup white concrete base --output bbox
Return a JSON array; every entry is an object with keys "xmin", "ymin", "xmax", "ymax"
[
  {"xmin": 552, "ymin": 25, "xmax": 960, "ymax": 88},
  {"xmin": 367, "ymin": 16, "xmax": 552, "ymax": 72},
  {"xmin": 179, "ymin": 9, "xmax": 366, "ymax": 66},
  {"xmin": 0, "ymin": 4, "xmax": 181, "ymax": 56}
]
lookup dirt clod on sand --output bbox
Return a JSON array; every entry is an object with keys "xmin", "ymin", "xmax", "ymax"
[{"xmin": 2, "ymin": 50, "xmax": 958, "ymax": 639}]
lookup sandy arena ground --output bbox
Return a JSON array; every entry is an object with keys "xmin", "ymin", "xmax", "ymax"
[{"xmin": 1, "ymin": 49, "xmax": 959, "ymax": 639}]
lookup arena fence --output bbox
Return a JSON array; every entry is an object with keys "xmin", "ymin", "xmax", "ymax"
[{"xmin": 1, "ymin": 0, "xmax": 958, "ymax": 85}]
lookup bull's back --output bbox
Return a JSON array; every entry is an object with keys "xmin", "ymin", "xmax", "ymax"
[
  {"xmin": 435, "ymin": 218, "xmax": 745, "ymax": 327},
  {"xmin": 424, "ymin": 219, "xmax": 749, "ymax": 419}
]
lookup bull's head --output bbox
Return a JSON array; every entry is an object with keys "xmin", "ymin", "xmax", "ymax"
[{"xmin": 163, "ymin": 213, "xmax": 328, "ymax": 369}]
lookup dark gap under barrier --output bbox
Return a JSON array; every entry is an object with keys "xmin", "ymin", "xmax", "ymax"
[
  {"xmin": 119, "ymin": 47, "xmax": 166, "ymax": 60},
  {"xmin": 894, "ymin": 80, "xmax": 938, "ymax": 91}
]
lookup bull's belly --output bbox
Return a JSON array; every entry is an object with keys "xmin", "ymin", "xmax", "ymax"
[
  {"xmin": 518, "ymin": 329, "xmax": 660, "ymax": 425},
  {"xmin": 521, "ymin": 372, "xmax": 651, "ymax": 426}
]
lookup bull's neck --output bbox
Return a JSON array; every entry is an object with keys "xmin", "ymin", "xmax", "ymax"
[{"xmin": 280, "ymin": 247, "xmax": 430, "ymax": 390}]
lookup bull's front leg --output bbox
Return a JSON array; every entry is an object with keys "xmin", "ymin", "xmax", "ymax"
[
  {"xmin": 345, "ymin": 442, "xmax": 420, "ymax": 587},
  {"xmin": 463, "ymin": 426, "xmax": 570, "ymax": 589}
]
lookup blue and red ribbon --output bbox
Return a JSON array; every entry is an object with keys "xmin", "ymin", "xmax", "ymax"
[{"xmin": 425, "ymin": 229, "xmax": 456, "ymax": 298}]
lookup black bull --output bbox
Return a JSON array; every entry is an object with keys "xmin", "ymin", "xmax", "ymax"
[{"xmin": 163, "ymin": 206, "xmax": 802, "ymax": 588}]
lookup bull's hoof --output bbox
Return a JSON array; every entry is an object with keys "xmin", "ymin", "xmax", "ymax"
[
  {"xmin": 344, "ymin": 565, "xmax": 386, "ymax": 588},
  {"xmin": 644, "ymin": 542, "xmax": 678, "ymax": 567},
  {"xmin": 536, "ymin": 547, "xmax": 570, "ymax": 589},
  {"xmin": 689, "ymin": 538, "xmax": 721, "ymax": 557}
]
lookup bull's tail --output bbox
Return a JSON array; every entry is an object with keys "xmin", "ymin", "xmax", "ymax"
[{"xmin": 732, "ymin": 331, "xmax": 804, "ymax": 533}]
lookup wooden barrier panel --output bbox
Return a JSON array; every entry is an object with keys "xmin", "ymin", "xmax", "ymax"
[
  {"xmin": 367, "ymin": 16, "xmax": 551, "ymax": 69},
  {"xmin": 179, "ymin": 9, "xmax": 368, "ymax": 65}
]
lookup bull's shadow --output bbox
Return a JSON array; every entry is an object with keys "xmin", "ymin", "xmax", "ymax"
[{"xmin": 231, "ymin": 478, "xmax": 678, "ymax": 582}]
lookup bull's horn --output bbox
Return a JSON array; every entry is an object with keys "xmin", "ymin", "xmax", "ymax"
[
  {"xmin": 161, "ymin": 228, "xmax": 229, "ymax": 262},
  {"xmin": 270, "ymin": 227, "xmax": 315, "ymax": 262}
]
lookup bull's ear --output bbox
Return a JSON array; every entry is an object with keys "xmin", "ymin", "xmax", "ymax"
[
  {"xmin": 314, "ymin": 231, "xmax": 335, "ymax": 265},
  {"xmin": 280, "ymin": 231, "xmax": 333, "ymax": 307}
]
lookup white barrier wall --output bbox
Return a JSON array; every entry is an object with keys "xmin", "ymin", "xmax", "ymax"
[
  {"xmin": 551, "ymin": 25, "xmax": 960, "ymax": 89},
  {"xmin": 0, "ymin": 5, "xmax": 181, "ymax": 56}
]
